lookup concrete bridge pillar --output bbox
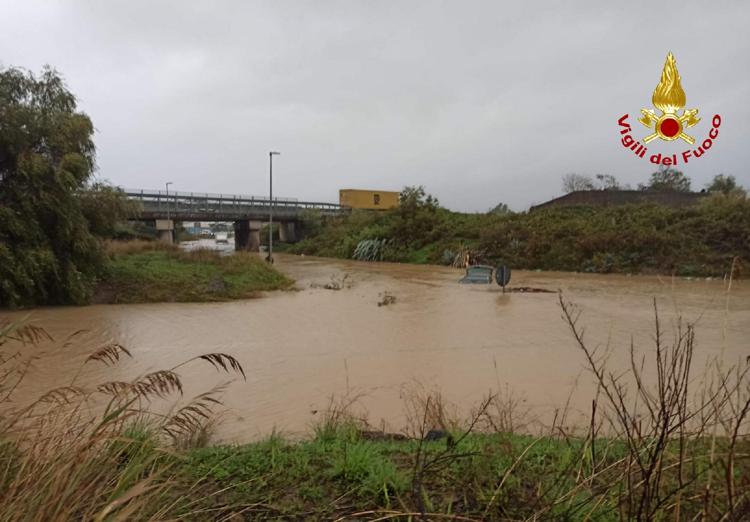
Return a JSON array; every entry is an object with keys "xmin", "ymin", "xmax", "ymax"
[
  {"xmin": 234, "ymin": 220, "xmax": 261, "ymax": 252},
  {"xmin": 278, "ymin": 221, "xmax": 297, "ymax": 243},
  {"xmin": 249, "ymin": 221, "xmax": 263, "ymax": 251},
  {"xmin": 155, "ymin": 219, "xmax": 175, "ymax": 244},
  {"xmin": 249, "ymin": 229, "xmax": 260, "ymax": 251}
]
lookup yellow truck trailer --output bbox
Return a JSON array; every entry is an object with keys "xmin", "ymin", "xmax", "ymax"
[{"xmin": 339, "ymin": 189, "xmax": 399, "ymax": 210}]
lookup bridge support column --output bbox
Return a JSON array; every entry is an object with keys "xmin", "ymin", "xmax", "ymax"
[
  {"xmin": 278, "ymin": 221, "xmax": 297, "ymax": 243},
  {"xmin": 249, "ymin": 221, "xmax": 263, "ymax": 251},
  {"xmin": 155, "ymin": 219, "xmax": 174, "ymax": 244},
  {"xmin": 234, "ymin": 220, "xmax": 261, "ymax": 252}
]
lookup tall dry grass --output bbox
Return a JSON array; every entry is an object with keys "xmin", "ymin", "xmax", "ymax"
[
  {"xmin": 103, "ymin": 239, "xmax": 179, "ymax": 256},
  {"xmin": 556, "ymin": 294, "xmax": 750, "ymax": 520},
  {"xmin": 0, "ymin": 320, "xmax": 245, "ymax": 520},
  {"xmin": 104, "ymin": 240, "xmax": 242, "ymax": 265}
]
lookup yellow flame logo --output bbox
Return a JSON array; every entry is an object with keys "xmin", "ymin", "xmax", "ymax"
[
  {"xmin": 638, "ymin": 52, "xmax": 700, "ymax": 144},
  {"xmin": 652, "ymin": 52, "xmax": 685, "ymax": 114}
]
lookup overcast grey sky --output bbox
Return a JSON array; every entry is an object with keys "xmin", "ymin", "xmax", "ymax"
[{"xmin": 2, "ymin": 1, "xmax": 748, "ymax": 210}]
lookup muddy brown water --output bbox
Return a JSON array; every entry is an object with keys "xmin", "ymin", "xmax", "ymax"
[{"xmin": 1, "ymin": 253, "xmax": 748, "ymax": 442}]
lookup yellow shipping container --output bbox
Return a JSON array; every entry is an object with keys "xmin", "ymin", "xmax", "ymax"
[{"xmin": 339, "ymin": 189, "xmax": 399, "ymax": 210}]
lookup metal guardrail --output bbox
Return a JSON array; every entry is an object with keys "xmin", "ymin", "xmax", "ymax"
[
  {"xmin": 122, "ymin": 188, "xmax": 299, "ymax": 203},
  {"xmin": 121, "ymin": 188, "xmax": 347, "ymax": 217}
]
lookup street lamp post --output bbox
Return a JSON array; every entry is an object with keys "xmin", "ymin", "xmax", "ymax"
[
  {"xmin": 165, "ymin": 181, "xmax": 173, "ymax": 242},
  {"xmin": 267, "ymin": 152, "xmax": 280, "ymax": 263}
]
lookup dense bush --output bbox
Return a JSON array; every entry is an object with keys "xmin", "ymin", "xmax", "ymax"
[{"xmin": 292, "ymin": 187, "xmax": 749, "ymax": 277}]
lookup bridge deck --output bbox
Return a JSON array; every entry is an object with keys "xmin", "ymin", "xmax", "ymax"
[{"xmin": 124, "ymin": 188, "xmax": 347, "ymax": 221}]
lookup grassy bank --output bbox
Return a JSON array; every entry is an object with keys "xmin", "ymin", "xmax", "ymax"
[
  {"xmin": 179, "ymin": 427, "xmax": 747, "ymax": 520},
  {"xmin": 98, "ymin": 241, "xmax": 293, "ymax": 303},
  {"xmin": 291, "ymin": 189, "xmax": 749, "ymax": 277}
]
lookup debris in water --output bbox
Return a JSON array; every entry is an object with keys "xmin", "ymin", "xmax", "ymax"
[
  {"xmin": 378, "ymin": 292, "xmax": 396, "ymax": 306},
  {"xmin": 505, "ymin": 287, "xmax": 554, "ymax": 293},
  {"xmin": 311, "ymin": 274, "xmax": 352, "ymax": 291}
]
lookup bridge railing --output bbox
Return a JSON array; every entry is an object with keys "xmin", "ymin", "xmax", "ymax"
[
  {"xmin": 122, "ymin": 188, "xmax": 298, "ymax": 203},
  {"xmin": 121, "ymin": 187, "xmax": 347, "ymax": 216}
]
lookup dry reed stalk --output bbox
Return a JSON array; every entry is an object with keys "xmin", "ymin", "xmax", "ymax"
[
  {"xmin": 559, "ymin": 290, "xmax": 750, "ymax": 520},
  {"xmin": 103, "ymin": 239, "xmax": 178, "ymax": 256},
  {"xmin": 0, "ymin": 318, "xmax": 247, "ymax": 520}
]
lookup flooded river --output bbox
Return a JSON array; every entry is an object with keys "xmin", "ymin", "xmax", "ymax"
[{"xmin": 2, "ymin": 252, "xmax": 748, "ymax": 442}]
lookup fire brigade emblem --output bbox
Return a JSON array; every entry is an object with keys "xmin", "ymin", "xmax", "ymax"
[{"xmin": 638, "ymin": 52, "xmax": 700, "ymax": 144}]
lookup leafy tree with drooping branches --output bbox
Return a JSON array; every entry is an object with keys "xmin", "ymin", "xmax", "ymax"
[{"xmin": 0, "ymin": 66, "xmax": 106, "ymax": 306}]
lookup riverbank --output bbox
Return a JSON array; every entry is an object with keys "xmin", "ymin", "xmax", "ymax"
[
  {"xmin": 291, "ymin": 193, "xmax": 749, "ymax": 277},
  {"xmin": 175, "ymin": 426, "xmax": 748, "ymax": 520},
  {"xmin": 96, "ymin": 241, "xmax": 293, "ymax": 303},
  {"xmin": 6, "ymin": 414, "xmax": 746, "ymax": 520}
]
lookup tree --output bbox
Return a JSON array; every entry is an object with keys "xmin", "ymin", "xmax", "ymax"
[
  {"xmin": 594, "ymin": 174, "xmax": 622, "ymax": 190},
  {"xmin": 386, "ymin": 186, "xmax": 444, "ymax": 248},
  {"xmin": 563, "ymin": 173, "xmax": 627, "ymax": 193},
  {"xmin": 79, "ymin": 182, "xmax": 139, "ymax": 238},
  {"xmin": 641, "ymin": 167, "xmax": 692, "ymax": 192},
  {"xmin": 398, "ymin": 185, "xmax": 439, "ymax": 214},
  {"xmin": 0, "ymin": 66, "xmax": 102, "ymax": 306},
  {"xmin": 705, "ymin": 174, "xmax": 744, "ymax": 195},
  {"xmin": 562, "ymin": 173, "xmax": 594, "ymax": 193},
  {"xmin": 489, "ymin": 202, "xmax": 512, "ymax": 215}
]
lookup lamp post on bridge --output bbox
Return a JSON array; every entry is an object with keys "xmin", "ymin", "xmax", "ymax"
[
  {"xmin": 165, "ymin": 181, "xmax": 174, "ymax": 243},
  {"xmin": 267, "ymin": 151, "xmax": 280, "ymax": 263}
]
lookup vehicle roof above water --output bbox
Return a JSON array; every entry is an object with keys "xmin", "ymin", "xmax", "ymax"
[{"xmin": 466, "ymin": 265, "xmax": 493, "ymax": 271}]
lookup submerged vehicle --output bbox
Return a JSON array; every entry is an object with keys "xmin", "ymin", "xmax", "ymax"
[
  {"xmin": 215, "ymin": 232, "xmax": 229, "ymax": 244},
  {"xmin": 459, "ymin": 264, "xmax": 512, "ymax": 288},
  {"xmin": 458, "ymin": 265, "xmax": 494, "ymax": 284}
]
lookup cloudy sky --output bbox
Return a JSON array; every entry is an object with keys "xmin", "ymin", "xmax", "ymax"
[{"xmin": 2, "ymin": 1, "xmax": 748, "ymax": 211}]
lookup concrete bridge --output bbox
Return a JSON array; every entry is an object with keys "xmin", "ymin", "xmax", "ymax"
[{"xmin": 123, "ymin": 188, "xmax": 347, "ymax": 251}]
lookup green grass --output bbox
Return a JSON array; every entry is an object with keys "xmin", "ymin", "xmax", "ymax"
[
  {"xmin": 176, "ymin": 428, "xmax": 744, "ymax": 521},
  {"xmin": 99, "ymin": 249, "xmax": 293, "ymax": 303}
]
